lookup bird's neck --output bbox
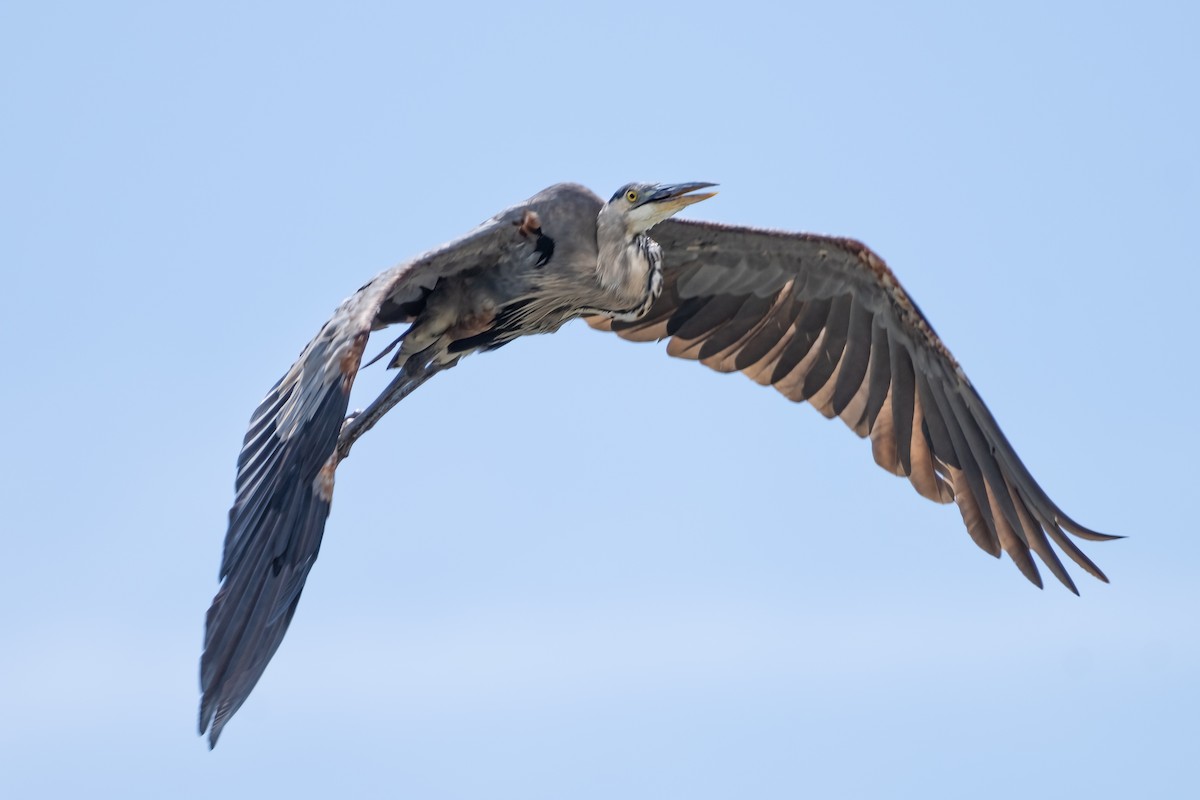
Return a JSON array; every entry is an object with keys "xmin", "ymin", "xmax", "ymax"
[{"xmin": 595, "ymin": 219, "xmax": 662, "ymax": 321}]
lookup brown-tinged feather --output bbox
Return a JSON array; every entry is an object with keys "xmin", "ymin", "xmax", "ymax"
[
  {"xmin": 741, "ymin": 326, "xmax": 799, "ymax": 386},
  {"xmin": 769, "ymin": 297, "xmax": 832, "ymax": 385},
  {"xmin": 923, "ymin": 379, "xmax": 1001, "ymax": 548},
  {"xmin": 774, "ymin": 328, "xmax": 831, "ymax": 402},
  {"xmin": 670, "ymin": 293, "xmax": 749, "ymax": 344},
  {"xmin": 914, "ymin": 369, "xmax": 959, "ymax": 469},
  {"xmin": 870, "ymin": 391, "xmax": 901, "ymax": 475},
  {"xmin": 863, "ymin": 323, "xmax": 891, "ymax": 431},
  {"xmin": 801, "ymin": 293, "xmax": 854, "ymax": 399},
  {"xmin": 907, "ymin": 388, "xmax": 953, "ymax": 503},
  {"xmin": 695, "ymin": 293, "xmax": 776, "ymax": 362},
  {"xmin": 733, "ymin": 292, "xmax": 800, "ymax": 373},
  {"xmin": 829, "ymin": 297, "xmax": 874, "ymax": 416},
  {"xmin": 665, "ymin": 295, "xmax": 713, "ymax": 338},
  {"xmin": 987, "ymin": 480, "xmax": 1043, "ymax": 587},
  {"xmin": 949, "ymin": 465, "xmax": 1001, "ymax": 557},
  {"xmin": 944, "ymin": 390, "xmax": 1026, "ymax": 543},
  {"xmin": 889, "ymin": 342, "xmax": 917, "ymax": 476},
  {"xmin": 339, "ymin": 332, "xmax": 369, "ymax": 394}
]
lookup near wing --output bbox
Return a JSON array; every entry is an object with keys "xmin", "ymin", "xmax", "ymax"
[
  {"xmin": 589, "ymin": 218, "xmax": 1117, "ymax": 591},
  {"xmin": 199, "ymin": 203, "xmax": 542, "ymax": 747}
]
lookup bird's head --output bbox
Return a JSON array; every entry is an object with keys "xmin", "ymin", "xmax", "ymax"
[{"xmin": 602, "ymin": 181, "xmax": 718, "ymax": 234}]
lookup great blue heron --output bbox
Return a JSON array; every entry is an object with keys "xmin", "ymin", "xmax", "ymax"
[{"xmin": 200, "ymin": 181, "xmax": 1116, "ymax": 747}]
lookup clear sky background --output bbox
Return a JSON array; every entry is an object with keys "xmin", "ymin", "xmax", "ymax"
[{"xmin": 3, "ymin": 2, "xmax": 1197, "ymax": 797}]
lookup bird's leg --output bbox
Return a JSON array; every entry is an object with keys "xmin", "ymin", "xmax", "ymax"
[{"xmin": 334, "ymin": 357, "xmax": 447, "ymax": 462}]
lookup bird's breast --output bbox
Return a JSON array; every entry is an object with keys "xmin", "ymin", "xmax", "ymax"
[{"xmin": 600, "ymin": 235, "xmax": 663, "ymax": 322}]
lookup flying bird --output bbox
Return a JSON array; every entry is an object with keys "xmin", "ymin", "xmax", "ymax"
[{"xmin": 200, "ymin": 181, "xmax": 1116, "ymax": 746}]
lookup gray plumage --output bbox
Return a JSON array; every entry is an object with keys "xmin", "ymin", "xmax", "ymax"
[{"xmin": 200, "ymin": 181, "xmax": 1117, "ymax": 747}]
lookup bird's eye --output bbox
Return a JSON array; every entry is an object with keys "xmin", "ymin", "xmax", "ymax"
[{"xmin": 625, "ymin": 189, "xmax": 638, "ymax": 203}]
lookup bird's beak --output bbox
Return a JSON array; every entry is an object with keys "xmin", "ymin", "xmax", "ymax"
[{"xmin": 645, "ymin": 182, "xmax": 719, "ymax": 212}]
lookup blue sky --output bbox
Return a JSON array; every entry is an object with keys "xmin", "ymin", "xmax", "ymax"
[{"xmin": 2, "ymin": 1, "xmax": 1197, "ymax": 797}]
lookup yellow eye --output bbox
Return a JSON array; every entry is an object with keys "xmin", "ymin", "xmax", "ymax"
[{"xmin": 625, "ymin": 189, "xmax": 638, "ymax": 203}]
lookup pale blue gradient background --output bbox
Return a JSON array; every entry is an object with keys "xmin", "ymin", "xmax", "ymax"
[{"xmin": 2, "ymin": 2, "xmax": 1196, "ymax": 797}]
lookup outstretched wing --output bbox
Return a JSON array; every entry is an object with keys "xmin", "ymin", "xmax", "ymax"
[
  {"xmin": 198, "ymin": 188, "xmax": 585, "ymax": 747},
  {"xmin": 589, "ymin": 218, "xmax": 1117, "ymax": 591}
]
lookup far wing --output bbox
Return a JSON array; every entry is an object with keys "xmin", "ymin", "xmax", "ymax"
[
  {"xmin": 199, "ymin": 203, "xmax": 546, "ymax": 747},
  {"xmin": 589, "ymin": 218, "xmax": 1117, "ymax": 591}
]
